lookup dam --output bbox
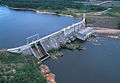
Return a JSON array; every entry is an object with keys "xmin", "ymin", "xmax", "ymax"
[{"xmin": 7, "ymin": 15, "xmax": 93, "ymax": 61}]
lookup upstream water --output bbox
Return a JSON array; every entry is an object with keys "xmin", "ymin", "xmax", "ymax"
[
  {"xmin": 0, "ymin": 6, "xmax": 80, "ymax": 49},
  {"xmin": 0, "ymin": 6, "xmax": 120, "ymax": 83}
]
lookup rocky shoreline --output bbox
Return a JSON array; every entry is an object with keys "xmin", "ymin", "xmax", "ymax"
[{"xmin": 40, "ymin": 64, "xmax": 56, "ymax": 83}]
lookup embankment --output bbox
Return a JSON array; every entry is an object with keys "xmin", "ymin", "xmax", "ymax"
[
  {"xmin": 93, "ymin": 28, "xmax": 120, "ymax": 39},
  {"xmin": 3, "ymin": 5, "xmax": 80, "ymax": 19}
]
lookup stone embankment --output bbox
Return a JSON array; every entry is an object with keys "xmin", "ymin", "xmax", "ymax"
[
  {"xmin": 93, "ymin": 28, "xmax": 120, "ymax": 39},
  {"xmin": 40, "ymin": 64, "xmax": 56, "ymax": 83}
]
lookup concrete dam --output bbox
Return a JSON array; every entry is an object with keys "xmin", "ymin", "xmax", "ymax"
[{"xmin": 7, "ymin": 16, "xmax": 93, "ymax": 61}]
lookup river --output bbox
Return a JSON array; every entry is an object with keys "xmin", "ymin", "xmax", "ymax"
[
  {"xmin": 44, "ymin": 37, "xmax": 120, "ymax": 83},
  {"xmin": 0, "ymin": 6, "xmax": 120, "ymax": 83}
]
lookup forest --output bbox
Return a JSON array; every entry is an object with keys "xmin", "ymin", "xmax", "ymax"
[
  {"xmin": 0, "ymin": 52, "xmax": 47, "ymax": 83},
  {"xmin": 0, "ymin": 0, "xmax": 107, "ymax": 13}
]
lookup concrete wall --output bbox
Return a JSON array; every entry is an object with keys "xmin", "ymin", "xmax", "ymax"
[
  {"xmin": 40, "ymin": 19, "xmax": 85, "ymax": 51},
  {"xmin": 7, "ymin": 18, "xmax": 85, "ymax": 55}
]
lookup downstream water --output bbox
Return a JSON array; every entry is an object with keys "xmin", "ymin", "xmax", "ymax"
[
  {"xmin": 44, "ymin": 37, "xmax": 120, "ymax": 83},
  {"xmin": 0, "ymin": 6, "xmax": 120, "ymax": 83},
  {"xmin": 0, "ymin": 6, "xmax": 80, "ymax": 49}
]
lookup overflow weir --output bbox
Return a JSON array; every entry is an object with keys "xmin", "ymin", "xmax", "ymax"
[{"xmin": 7, "ymin": 15, "xmax": 93, "ymax": 61}]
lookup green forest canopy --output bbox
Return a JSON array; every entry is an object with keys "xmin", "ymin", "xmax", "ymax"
[{"xmin": 0, "ymin": 0, "xmax": 107, "ymax": 12}]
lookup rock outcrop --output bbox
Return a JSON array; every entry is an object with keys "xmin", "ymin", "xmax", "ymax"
[{"xmin": 40, "ymin": 64, "xmax": 56, "ymax": 83}]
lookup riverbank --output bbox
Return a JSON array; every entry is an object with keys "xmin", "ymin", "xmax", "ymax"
[
  {"xmin": 93, "ymin": 28, "xmax": 120, "ymax": 39},
  {"xmin": 8, "ymin": 6, "xmax": 120, "ymax": 29},
  {"xmin": 0, "ymin": 51, "xmax": 47, "ymax": 83},
  {"xmin": 0, "ymin": 0, "xmax": 108, "ymax": 20},
  {"xmin": 86, "ymin": 14, "xmax": 120, "ymax": 29},
  {"xmin": 2, "ymin": 5, "xmax": 120, "ymax": 29},
  {"xmin": 40, "ymin": 64, "xmax": 56, "ymax": 83},
  {"xmin": 3, "ymin": 5, "xmax": 81, "ymax": 19}
]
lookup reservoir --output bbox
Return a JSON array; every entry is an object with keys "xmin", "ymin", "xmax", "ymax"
[
  {"xmin": 0, "ymin": 6, "xmax": 80, "ymax": 49},
  {"xmin": 0, "ymin": 6, "xmax": 120, "ymax": 83}
]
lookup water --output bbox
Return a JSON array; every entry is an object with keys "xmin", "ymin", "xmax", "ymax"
[
  {"xmin": 0, "ymin": 6, "xmax": 80, "ymax": 49},
  {"xmin": 44, "ymin": 37, "xmax": 120, "ymax": 83},
  {"xmin": 1, "ymin": 6, "xmax": 120, "ymax": 83}
]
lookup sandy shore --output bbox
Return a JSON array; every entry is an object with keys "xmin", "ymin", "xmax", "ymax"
[
  {"xmin": 93, "ymin": 28, "xmax": 120, "ymax": 39},
  {"xmin": 94, "ymin": 28, "xmax": 120, "ymax": 34}
]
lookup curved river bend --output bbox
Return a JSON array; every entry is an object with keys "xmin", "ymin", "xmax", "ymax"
[{"xmin": 0, "ymin": 6, "xmax": 120, "ymax": 83}]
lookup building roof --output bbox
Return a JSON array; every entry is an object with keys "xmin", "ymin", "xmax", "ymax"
[{"xmin": 78, "ymin": 27, "xmax": 93, "ymax": 36}]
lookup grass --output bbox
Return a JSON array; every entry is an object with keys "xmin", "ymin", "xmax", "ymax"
[
  {"xmin": 0, "ymin": 52, "xmax": 25, "ymax": 64},
  {"xmin": 102, "ymin": 7, "xmax": 120, "ymax": 17},
  {"xmin": 0, "ymin": 50, "xmax": 39, "ymax": 64},
  {"xmin": 60, "ymin": 43, "xmax": 85, "ymax": 50},
  {"xmin": 37, "ymin": 6, "xmax": 107, "ymax": 18},
  {"xmin": 118, "ymin": 22, "xmax": 120, "ymax": 29},
  {"xmin": 0, "ymin": 51, "xmax": 46, "ymax": 83},
  {"xmin": 74, "ymin": 1, "xmax": 102, "ymax": 5},
  {"xmin": 36, "ymin": 8, "xmax": 80, "ymax": 17},
  {"xmin": 100, "ymin": 1, "xmax": 120, "ymax": 17},
  {"xmin": 0, "ymin": 64, "xmax": 47, "ymax": 83},
  {"xmin": 47, "ymin": 48, "xmax": 59, "ymax": 55},
  {"xmin": 108, "ymin": 7, "xmax": 120, "ymax": 17},
  {"xmin": 77, "ymin": 1, "xmax": 120, "ymax": 7},
  {"xmin": 100, "ymin": 1, "xmax": 120, "ymax": 7},
  {"xmin": 86, "ymin": 18, "xmax": 96, "ymax": 24}
]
